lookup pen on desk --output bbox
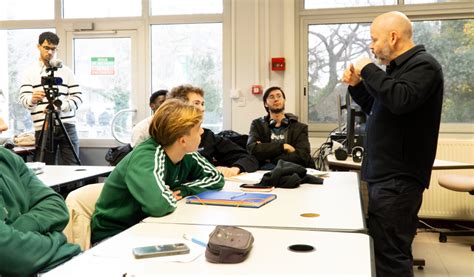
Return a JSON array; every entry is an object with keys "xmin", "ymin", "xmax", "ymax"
[
  {"xmin": 183, "ymin": 234, "xmax": 207, "ymax": 247},
  {"xmin": 230, "ymin": 192, "xmax": 247, "ymax": 200}
]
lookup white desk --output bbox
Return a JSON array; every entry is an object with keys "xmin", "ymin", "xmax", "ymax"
[
  {"xmin": 327, "ymin": 154, "xmax": 474, "ymax": 171},
  {"xmin": 144, "ymin": 171, "xmax": 366, "ymax": 232},
  {"xmin": 37, "ymin": 165, "xmax": 113, "ymax": 192},
  {"xmin": 45, "ymin": 223, "xmax": 374, "ymax": 276}
]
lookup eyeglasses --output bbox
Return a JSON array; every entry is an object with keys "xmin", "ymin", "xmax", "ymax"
[
  {"xmin": 42, "ymin": 45, "xmax": 58, "ymax": 52},
  {"xmin": 267, "ymin": 94, "xmax": 283, "ymax": 100}
]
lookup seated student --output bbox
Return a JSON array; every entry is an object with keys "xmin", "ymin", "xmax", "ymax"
[
  {"xmin": 0, "ymin": 145, "xmax": 81, "ymax": 276},
  {"xmin": 131, "ymin": 89, "xmax": 168, "ymax": 148},
  {"xmin": 132, "ymin": 84, "xmax": 259, "ymax": 177},
  {"xmin": 247, "ymin": 86, "xmax": 314, "ymax": 169},
  {"xmin": 91, "ymin": 99, "xmax": 224, "ymax": 243}
]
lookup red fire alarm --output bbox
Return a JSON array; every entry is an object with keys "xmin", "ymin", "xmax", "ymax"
[
  {"xmin": 251, "ymin": 85, "xmax": 262, "ymax": 95},
  {"xmin": 271, "ymin": 57, "xmax": 285, "ymax": 71}
]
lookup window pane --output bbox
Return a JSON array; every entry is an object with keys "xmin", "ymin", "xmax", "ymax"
[
  {"xmin": 151, "ymin": 0, "xmax": 222, "ymax": 15},
  {"xmin": 405, "ymin": 0, "xmax": 469, "ymax": 3},
  {"xmin": 413, "ymin": 19, "xmax": 474, "ymax": 123},
  {"xmin": 306, "ymin": 19, "xmax": 474, "ymax": 124},
  {"xmin": 0, "ymin": 28, "xmax": 54, "ymax": 138},
  {"xmin": 0, "ymin": 0, "xmax": 54, "ymax": 20},
  {"xmin": 304, "ymin": 0, "xmax": 395, "ymax": 9},
  {"xmin": 73, "ymin": 38, "xmax": 133, "ymax": 139},
  {"xmin": 63, "ymin": 0, "xmax": 141, "ymax": 19},
  {"xmin": 151, "ymin": 23, "xmax": 223, "ymax": 132},
  {"xmin": 307, "ymin": 23, "xmax": 371, "ymax": 124}
]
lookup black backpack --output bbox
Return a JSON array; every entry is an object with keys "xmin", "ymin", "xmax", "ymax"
[{"xmin": 105, "ymin": 144, "xmax": 132, "ymax": 166}]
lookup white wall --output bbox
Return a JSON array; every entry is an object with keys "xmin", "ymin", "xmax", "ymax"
[{"xmin": 230, "ymin": 0, "xmax": 294, "ymax": 134}]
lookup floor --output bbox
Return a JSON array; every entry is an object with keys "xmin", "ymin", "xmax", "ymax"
[{"xmin": 412, "ymin": 229, "xmax": 474, "ymax": 277}]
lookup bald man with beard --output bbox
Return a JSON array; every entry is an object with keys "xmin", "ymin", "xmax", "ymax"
[{"xmin": 342, "ymin": 11, "xmax": 443, "ymax": 276}]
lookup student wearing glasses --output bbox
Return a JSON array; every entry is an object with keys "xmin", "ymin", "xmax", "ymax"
[
  {"xmin": 19, "ymin": 31, "xmax": 83, "ymax": 165},
  {"xmin": 247, "ymin": 86, "xmax": 314, "ymax": 169}
]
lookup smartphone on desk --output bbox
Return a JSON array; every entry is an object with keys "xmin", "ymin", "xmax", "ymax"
[
  {"xmin": 240, "ymin": 183, "xmax": 275, "ymax": 192},
  {"xmin": 133, "ymin": 243, "xmax": 190, "ymax": 259}
]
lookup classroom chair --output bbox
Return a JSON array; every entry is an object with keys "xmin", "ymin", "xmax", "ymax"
[
  {"xmin": 437, "ymin": 174, "xmax": 474, "ymax": 251},
  {"xmin": 63, "ymin": 183, "xmax": 104, "ymax": 251}
]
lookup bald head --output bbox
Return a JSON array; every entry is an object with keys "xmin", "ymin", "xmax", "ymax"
[
  {"xmin": 370, "ymin": 11, "xmax": 415, "ymax": 64},
  {"xmin": 373, "ymin": 11, "xmax": 413, "ymax": 41}
]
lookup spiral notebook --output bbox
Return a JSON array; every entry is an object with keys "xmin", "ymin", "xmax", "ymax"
[{"xmin": 186, "ymin": 191, "xmax": 277, "ymax": 208}]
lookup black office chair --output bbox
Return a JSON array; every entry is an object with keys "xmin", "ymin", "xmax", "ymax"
[{"xmin": 437, "ymin": 174, "xmax": 474, "ymax": 251}]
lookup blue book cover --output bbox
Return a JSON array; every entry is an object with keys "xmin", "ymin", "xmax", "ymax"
[{"xmin": 186, "ymin": 191, "xmax": 277, "ymax": 208}]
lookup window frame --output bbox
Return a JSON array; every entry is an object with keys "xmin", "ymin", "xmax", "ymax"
[
  {"xmin": 297, "ymin": 0, "xmax": 474, "ymax": 137},
  {"xmin": 0, "ymin": 0, "xmax": 230, "ymax": 144}
]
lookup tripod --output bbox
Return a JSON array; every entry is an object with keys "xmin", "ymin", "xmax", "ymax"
[{"xmin": 37, "ymin": 66, "xmax": 81, "ymax": 165}]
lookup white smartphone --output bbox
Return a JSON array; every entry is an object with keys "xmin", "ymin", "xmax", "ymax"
[{"xmin": 132, "ymin": 243, "xmax": 190, "ymax": 259}]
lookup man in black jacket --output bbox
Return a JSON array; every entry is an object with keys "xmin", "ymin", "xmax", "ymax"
[
  {"xmin": 342, "ymin": 11, "xmax": 443, "ymax": 277},
  {"xmin": 247, "ymin": 87, "xmax": 314, "ymax": 169}
]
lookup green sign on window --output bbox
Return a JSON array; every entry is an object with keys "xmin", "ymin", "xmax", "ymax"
[{"xmin": 91, "ymin": 57, "xmax": 115, "ymax": 75}]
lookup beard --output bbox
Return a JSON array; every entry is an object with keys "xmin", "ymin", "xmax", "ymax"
[
  {"xmin": 269, "ymin": 105, "xmax": 285, "ymax": 114},
  {"xmin": 373, "ymin": 45, "xmax": 391, "ymax": 65}
]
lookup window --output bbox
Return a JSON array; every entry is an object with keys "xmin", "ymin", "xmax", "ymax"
[
  {"xmin": 63, "ymin": 0, "xmax": 141, "ymax": 19},
  {"xmin": 0, "ymin": 0, "xmax": 54, "ymax": 20},
  {"xmin": 304, "ymin": 0, "xmax": 395, "ymax": 9},
  {"xmin": 413, "ymin": 19, "xmax": 474, "ymax": 123},
  {"xmin": 305, "ymin": 19, "xmax": 473, "ymax": 125},
  {"xmin": 151, "ymin": 23, "xmax": 223, "ymax": 132},
  {"xmin": 150, "ymin": 0, "xmax": 222, "ymax": 15},
  {"xmin": 73, "ymin": 36, "xmax": 133, "ymax": 139},
  {"xmin": 306, "ymin": 23, "xmax": 371, "ymax": 124},
  {"xmin": 0, "ymin": 28, "xmax": 54, "ymax": 138}
]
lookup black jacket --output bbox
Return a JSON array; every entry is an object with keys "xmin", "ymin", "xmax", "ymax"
[
  {"xmin": 247, "ymin": 113, "xmax": 314, "ymax": 168},
  {"xmin": 199, "ymin": 128, "xmax": 259, "ymax": 173},
  {"xmin": 349, "ymin": 45, "xmax": 443, "ymax": 187}
]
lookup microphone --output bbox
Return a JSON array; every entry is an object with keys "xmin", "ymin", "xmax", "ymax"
[{"xmin": 49, "ymin": 59, "xmax": 63, "ymax": 68}]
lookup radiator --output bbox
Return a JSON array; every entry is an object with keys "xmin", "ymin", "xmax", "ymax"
[{"xmin": 418, "ymin": 138, "xmax": 474, "ymax": 220}]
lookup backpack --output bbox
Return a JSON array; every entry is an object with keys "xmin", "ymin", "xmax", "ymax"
[
  {"xmin": 217, "ymin": 130, "xmax": 249, "ymax": 150},
  {"xmin": 105, "ymin": 144, "xmax": 132, "ymax": 166},
  {"xmin": 205, "ymin": 225, "xmax": 254, "ymax": 263}
]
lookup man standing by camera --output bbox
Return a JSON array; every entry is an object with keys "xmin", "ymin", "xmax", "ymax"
[{"xmin": 19, "ymin": 32, "xmax": 82, "ymax": 165}]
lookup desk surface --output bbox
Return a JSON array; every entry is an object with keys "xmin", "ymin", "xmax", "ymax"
[
  {"xmin": 37, "ymin": 165, "xmax": 113, "ymax": 189},
  {"xmin": 327, "ymin": 154, "xmax": 474, "ymax": 170},
  {"xmin": 144, "ymin": 171, "xmax": 366, "ymax": 232},
  {"xmin": 45, "ymin": 223, "xmax": 374, "ymax": 277}
]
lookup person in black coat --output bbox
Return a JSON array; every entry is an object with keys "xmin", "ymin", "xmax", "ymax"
[
  {"xmin": 342, "ymin": 11, "xmax": 444, "ymax": 277},
  {"xmin": 247, "ymin": 87, "xmax": 314, "ymax": 169}
]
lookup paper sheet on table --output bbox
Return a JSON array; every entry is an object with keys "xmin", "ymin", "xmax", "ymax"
[
  {"xmin": 306, "ymin": 168, "xmax": 329, "ymax": 177},
  {"xmin": 225, "ymin": 170, "xmax": 268, "ymax": 183}
]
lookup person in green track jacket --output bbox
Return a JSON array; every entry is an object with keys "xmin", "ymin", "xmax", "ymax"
[
  {"xmin": 91, "ymin": 99, "xmax": 224, "ymax": 243},
  {"xmin": 0, "ymin": 146, "xmax": 81, "ymax": 276}
]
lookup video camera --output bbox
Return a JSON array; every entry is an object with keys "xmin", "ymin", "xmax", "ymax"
[{"xmin": 41, "ymin": 59, "xmax": 63, "ymax": 108}]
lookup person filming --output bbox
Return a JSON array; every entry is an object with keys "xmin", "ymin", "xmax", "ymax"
[{"xmin": 19, "ymin": 32, "xmax": 83, "ymax": 165}]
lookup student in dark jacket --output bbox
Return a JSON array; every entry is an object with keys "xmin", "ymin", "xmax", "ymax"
[
  {"xmin": 342, "ymin": 11, "xmax": 443, "ymax": 277},
  {"xmin": 247, "ymin": 87, "xmax": 314, "ymax": 169}
]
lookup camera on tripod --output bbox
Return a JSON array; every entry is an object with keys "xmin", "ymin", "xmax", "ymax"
[{"xmin": 41, "ymin": 59, "xmax": 63, "ymax": 108}]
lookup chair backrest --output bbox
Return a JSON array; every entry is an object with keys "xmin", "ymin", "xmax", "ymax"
[
  {"xmin": 63, "ymin": 183, "xmax": 104, "ymax": 251},
  {"xmin": 438, "ymin": 174, "xmax": 474, "ymax": 193}
]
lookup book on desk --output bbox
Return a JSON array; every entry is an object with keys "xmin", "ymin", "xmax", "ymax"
[{"xmin": 186, "ymin": 191, "xmax": 277, "ymax": 208}]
